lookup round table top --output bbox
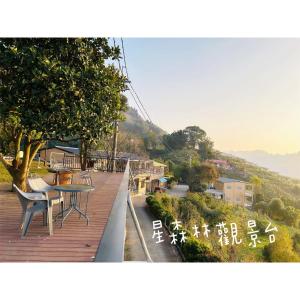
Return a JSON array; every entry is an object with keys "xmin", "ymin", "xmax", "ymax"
[{"xmin": 53, "ymin": 184, "xmax": 94, "ymax": 193}]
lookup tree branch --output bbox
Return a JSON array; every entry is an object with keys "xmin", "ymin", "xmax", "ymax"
[
  {"xmin": 28, "ymin": 141, "xmax": 44, "ymax": 167},
  {"xmin": 0, "ymin": 153, "xmax": 12, "ymax": 171}
]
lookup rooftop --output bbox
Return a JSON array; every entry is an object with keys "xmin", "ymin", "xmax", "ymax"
[
  {"xmin": 152, "ymin": 161, "xmax": 167, "ymax": 167},
  {"xmin": 207, "ymin": 159, "xmax": 229, "ymax": 164},
  {"xmin": 218, "ymin": 177, "xmax": 245, "ymax": 183}
]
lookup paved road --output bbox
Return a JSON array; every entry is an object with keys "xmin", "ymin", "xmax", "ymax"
[
  {"xmin": 167, "ymin": 184, "xmax": 189, "ymax": 198},
  {"xmin": 125, "ymin": 195, "xmax": 182, "ymax": 262}
]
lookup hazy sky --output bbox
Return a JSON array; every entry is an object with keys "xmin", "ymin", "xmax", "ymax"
[{"xmin": 122, "ymin": 38, "xmax": 300, "ymax": 154}]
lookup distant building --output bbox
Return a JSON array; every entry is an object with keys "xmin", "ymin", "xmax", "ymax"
[
  {"xmin": 39, "ymin": 146, "xmax": 79, "ymax": 164},
  {"xmin": 206, "ymin": 177, "xmax": 253, "ymax": 207},
  {"xmin": 206, "ymin": 159, "xmax": 231, "ymax": 169},
  {"xmin": 130, "ymin": 160, "xmax": 167, "ymax": 195},
  {"xmin": 39, "ymin": 145, "xmax": 166, "ymax": 195}
]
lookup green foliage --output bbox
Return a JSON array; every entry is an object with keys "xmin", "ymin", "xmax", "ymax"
[
  {"xmin": 162, "ymin": 126, "xmax": 214, "ymax": 160},
  {"xmin": 146, "ymin": 191, "xmax": 300, "ymax": 262},
  {"xmin": 161, "ymin": 149, "xmax": 200, "ymax": 168},
  {"xmin": 118, "ymin": 107, "xmax": 166, "ymax": 156},
  {"xmin": 0, "ymin": 38, "xmax": 127, "ymax": 187},
  {"xmin": 0, "ymin": 38, "xmax": 125, "ymax": 141},
  {"xmin": 220, "ymin": 153, "xmax": 300, "ymax": 208},
  {"xmin": 146, "ymin": 194, "xmax": 222, "ymax": 262},
  {"xmin": 147, "ymin": 126, "xmax": 217, "ymax": 184},
  {"xmin": 250, "ymin": 175, "xmax": 263, "ymax": 190},
  {"xmin": 0, "ymin": 161, "xmax": 12, "ymax": 183},
  {"xmin": 267, "ymin": 198, "xmax": 285, "ymax": 220},
  {"xmin": 283, "ymin": 206, "xmax": 300, "ymax": 227},
  {"xmin": 181, "ymin": 163, "xmax": 219, "ymax": 192},
  {"xmin": 181, "ymin": 238, "xmax": 221, "ymax": 262},
  {"xmin": 220, "ymin": 153, "xmax": 300, "ymax": 227},
  {"xmin": 0, "ymin": 161, "xmax": 48, "ymax": 183},
  {"xmin": 254, "ymin": 200, "xmax": 268, "ymax": 214},
  {"xmin": 162, "ymin": 130, "xmax": 187, "ymax": 151},
  {"xmin": 264, "ymin": 228, "xmax": 299, "ymax": 262},
  {"xmin": 146, "ymin": 195, "xmax": 175, "ymax": 226}
]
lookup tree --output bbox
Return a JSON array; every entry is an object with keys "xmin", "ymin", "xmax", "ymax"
[
  {"xmin": 250, "ymin": 175, "xmax": 263, "ymax": 192},
  {"xmin": 183, "ymin": 126, "xmax": 214, "ymax": 159},
  {"xmin": 183, "ymin": 126, "xmax": 207, "ymax": 147},
  {"xmin": 162, "ymin": 126, "xmax": 214, "ymax": 160},
  {"xmin": 0, "ymin": 38, "xmax": 127, "ymax": 189},
  {"xmin": 264, "ymin": 228, "xmax": 299, "ymax": 262},
  {"xmin": 254, "ymin": 200, "xmax": 268, "ymax": 214},
  {"xmin": 75, "ymin": 82, "xmax": 128, "ymax": 170},
  {"xmin": 267, "ymin": 198, "xmax": 285, "ymax": 220},
  {"xmin": 187, "ymin": 163, "xmax": 219, "ymax": 192},
  {"xmin": 283, "ymin": 206, "xmax": 299, "ymax": 227},
  {"xmin": 0, "ymin": 118, "xmax": 16, "ymax": 155},
  {"xmin": 162, "ymin": 130, "xmax": 187, "ymax": 150}
]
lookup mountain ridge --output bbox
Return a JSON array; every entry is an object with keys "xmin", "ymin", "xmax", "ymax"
[{"xmin": 226, "ymin": 150, "xmax": 300, "ymax": 179}]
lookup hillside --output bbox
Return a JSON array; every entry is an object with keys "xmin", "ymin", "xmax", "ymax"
[
  {"xmin": 227, "ymin": 150, "xmax": 300, "ymax": 179},
  {"xmin": 120, "ymin": 107, "xmax": 166, "ymax": 138},
  {"xmin": 218, "ymin": 153, "xmax": 300, "ymax": 208},
  {"xmin": 121, "ymin": 110, "xmax": 300, "ymax": 206},
  {"xmin": 117, "ymin": 107, "xmax": 166, "ymax": 156}
]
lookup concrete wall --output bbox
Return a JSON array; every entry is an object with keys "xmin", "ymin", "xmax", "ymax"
[
  {"xmin": 223, "ymin": 181, "xmax": 246, "ymax": 206},
  {"xmin": 214, "ymin": 181, "xmax": 224, "ymax": 191}
]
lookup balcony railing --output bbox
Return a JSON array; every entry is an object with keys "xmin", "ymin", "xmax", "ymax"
[
  {"xmin": 129, "ymin": 161, "xmax": 165, "ymax": 178},
  {"xmin": 61, "ymin": 155, "xmax": 127, "ymax": 172},
  {"xmin": 95, "ymin": 160, "xmax": 130, "ymax": 262}
]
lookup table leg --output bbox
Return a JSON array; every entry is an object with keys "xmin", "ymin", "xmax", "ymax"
[
  {"xmin": 48, "ymin": 202, "xmax": 53, "ymax": 235},
  {"xmin": 54, "ymin": 191, "xmax": 90, "ymax": 226}
]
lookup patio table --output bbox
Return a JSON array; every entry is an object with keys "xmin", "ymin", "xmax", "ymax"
[{"xmin": 53, "ymin": 184, "xmax": 94, "ymax": 226}]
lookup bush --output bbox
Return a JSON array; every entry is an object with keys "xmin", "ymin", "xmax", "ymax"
[
  {"xmin": 254, "ymin": 201, "xmax": 268, "ymax": 214},
  {"xmin": 166, "ymin": 176, "xmax": 177, "ymax": 188},
  {"xmin": 263, "ymin": 228, "xmax": 299, "ymax": 262},
  {"xmin": 267, "ymin": 198, "xmax": 285, "ymax": 220},
  {"xmin": 146, "ymin": 195, "xmax": 173, "ymax": 224},
  {"xmin": 181, "ymin": 238, "xmax": 221, "ymax": 262},
  {"xmin": 146, "ymin": 194, "xmax": 222, "ymax": 262},
  {"xmin": 283, "ymin": 206, "xmax": 299, "ymax": 227}
]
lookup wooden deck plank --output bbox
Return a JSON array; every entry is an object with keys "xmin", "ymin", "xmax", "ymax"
[{"xmin": 0, "ymin": 172, "xmax": 123, "ymax": 262}]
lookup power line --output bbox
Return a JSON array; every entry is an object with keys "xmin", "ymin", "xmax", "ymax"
[
  {"xmin": 120, "ymin": 38, "xmax": 153, "ymax": 123},
  {"xmin": 119, "ymin": 38, "xmax": 177, "ymax": 153},
  {"xmin": 128, "ymin": 88, "xmax": 148, "ymax": 121},
  {"xmin": 113, "ymin": 38, "xmax": 148, "ymax": 121},
  {"xmin": 118, "ymin": 38, "xmax": 184, "ymax": 160}
]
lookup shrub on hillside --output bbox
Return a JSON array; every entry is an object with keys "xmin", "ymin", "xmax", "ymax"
[
  {"xmin": 181, "ymin": 238, "xmax": 221, "ymax": 262},
  {"xmin": 263, "ymin": 228, "xmax": 299, "ymax": 262}
]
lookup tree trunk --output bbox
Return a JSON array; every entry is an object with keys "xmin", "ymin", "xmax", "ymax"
[
  {"xmin": 11, "ymin": 169, "xmax": 29, "ymax": 191},
  {"xmin": 80, "ymin": 139, "xmax": 89, "ymax": 171},
  {"xmin": 0, "ymin": 134, "xmax": 44, "ymax": 191}
]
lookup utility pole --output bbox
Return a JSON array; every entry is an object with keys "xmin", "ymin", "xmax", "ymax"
[
  {"xmin": 112, "ymin": 120, "xmax": 118, "ymax": 172},
  {"xmin": 189, "ymin": 155, "xmax": 192, "ymax": 168}
]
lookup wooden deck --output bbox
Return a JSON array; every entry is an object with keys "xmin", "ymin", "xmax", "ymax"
[{"xmin": 0, "ymin": 172, "xmax": 124, "ymax": 262}]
